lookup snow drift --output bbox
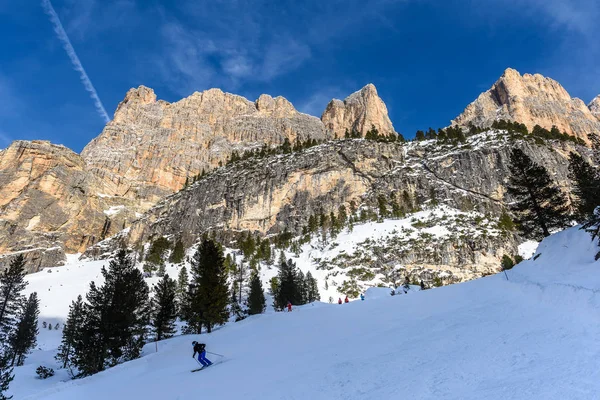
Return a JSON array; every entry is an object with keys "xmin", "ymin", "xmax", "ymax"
[{"xmin": 9, "ymin": 225, "xmax": 600, "ymax": 399}]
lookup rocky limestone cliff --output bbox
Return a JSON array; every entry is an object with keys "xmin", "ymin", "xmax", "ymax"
[
  {"xmin": 321, "ymin": 84, "xmax": 395, "ymax": 138},
  {"xmin": 0, "ymin": 141, "xmax": 137, "ymax": 271},
  {"xmin": 86, "ymin": 132, "xmax": 589, "ymax": 281},
  {"xmin": 81, "ymin": 86, "xmax": 330, "ymax": 208},
  {"xmin": 452, "ymin": 68, "xmax": 600, "ymax": 143},
  {"xmin": 590, "ymin": 95, "xmax": 600, "ymax": 120}
]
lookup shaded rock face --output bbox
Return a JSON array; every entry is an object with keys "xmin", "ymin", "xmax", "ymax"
[
  {"xmin": 81, "ymin": 86, "xmax": 330, "ymax": 208},
  {"xmin": 0, "ymin": 141, "xmax": 135, "ymax": 271},
  {"xmin": 452, "ymin": 68, "xmax": 600, "ymax": 143},
  {"xmin": 91, "ymin": 134, "xmax": 586, "ymax": 279},
  {"xmin": 321, "ymin": 84, "xmax": 395, "ymax": 138}
]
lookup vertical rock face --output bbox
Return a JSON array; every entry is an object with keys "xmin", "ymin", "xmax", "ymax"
[
  {"xmin": 321, "ymin": 84, "xmax": 395, "ymax": 138},
  {"xmin": 0, "ymin": 141, "xmax": 135, "ymax": 271},
  {"xmin": 81, "ymin": 86, "xmax": 330, "ymax": 208},
  {"xmin": 589, "ymin": 95, "xmax": 600, "ymax": 120},
  {"xmin": 452, "ymin": 68, "xmax": 600, "ymax": 143}
]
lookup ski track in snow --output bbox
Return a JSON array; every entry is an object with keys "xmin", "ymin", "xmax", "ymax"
[{"xmin": 7, "ymin": 226, "xmax": 600, "ymax": 399}]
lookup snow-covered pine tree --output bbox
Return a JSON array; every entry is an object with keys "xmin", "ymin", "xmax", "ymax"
[
  {"xmin": 568, "ymin": 152, "xmax": 600, "ymax": 218},
  {"xmin": 8, "ymin": 292, "xmax": 39, "ymax": 366},
  {"xmin": 187, "ymin": 239, "xmax": 229, "ymax": 333},
  {"xmin": 151, "ymin": 274, "xmax": 177, "ymax": 341},
  {"xmin": 72, "ymin": 250, "xmax": 150, "ymax": 376},
  {"xmin": 247, "ymin": 273, "xmax": 266, "ymax": 315},
  {"xmin": 507, "ymin": 148, "xmax": 570, "ymax": 239},
  {"xmin": 0, "ymin": 254, "xmax": 28, "ymax": 344},
  {"xmin": 56, "ymin": 295, "xmax": 85, "ymax": 371}
]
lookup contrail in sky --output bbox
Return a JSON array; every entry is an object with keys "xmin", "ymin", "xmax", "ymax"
[{"xmin": 41, "ymin": 0, "xmax": 110, "ymax": 123}]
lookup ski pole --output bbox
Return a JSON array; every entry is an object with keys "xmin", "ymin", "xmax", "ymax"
[
  {"xmin": 207, "ymin": 351, "xmax": 225, "ymax": 357},
  {"xmin": 503, "ymin": 269, "xmax": 509, "ymax": 281}
]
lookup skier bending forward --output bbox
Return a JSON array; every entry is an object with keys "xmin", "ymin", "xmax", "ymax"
[{"xmin": 192, "ymin": 341, "xmax": 213, "ymax": 367}]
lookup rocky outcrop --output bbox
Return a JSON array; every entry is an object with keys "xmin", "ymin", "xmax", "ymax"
[
  {"xmin": 1, "ymin": 84, "xmax": 390, "ymax": 270},
  {"xmin": 321, "ymin": 84, "xmax": 395, "ymax": 138},
  {"xmin": 590, "ymin": 95, "xmax": 600, "ymax": 120},
  {"xmin": 81, "ymin": 86, "xmax": 330, "ymax": 208},
  {"xmin": 87, "ymin": 133, "xmax": 588, "ymax": 279},
  {"xmin": 0, "ymin": 141, "xmax": 137, "ymax": 271},
  {"xmin": 452, "ymin": 68, "xmax": 600, "ymax": 143}
]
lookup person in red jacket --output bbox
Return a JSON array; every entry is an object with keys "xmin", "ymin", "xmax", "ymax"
[
  {"xmin": 344, "ymin": 296, "xmax": 349, "ymax": 303},
  {"xmin": 338, "ymin": 298, "xmax": 342, "ymax": 304},
  {"xmin": 287, "ymin": 301, "xmax": 292, "ymax": 312}
]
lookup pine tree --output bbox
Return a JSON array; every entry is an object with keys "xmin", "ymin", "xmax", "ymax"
[
  {"xmin": 233, "ymin": 261, "xmax": 250, "ymax": 304},
  {"xmin": 151, "ymin": 274, "xmax": 178, "ymax": 341},
  {"xmin": 8, "ymin": 292, "xmax": 39, "ymax": 366},
  {"xmin": 273, "ymin": 258, "xmax": 301, "ymax": 310},
  {"xmin": 145, "ymin": 236, "xmax": 170, "ymax": 271},
  {"xmin": 229, "ymin": 283, "xmax": 246, "ymax": 322},
  {"xmin": 169, "ymin": 239, "xmax": 185, "ymax": 264},
  {"xmin": 56, "ymin": 295, "xmax": 84, "ymax": 372},
  {"xmin": 377, "ymin": 194, "xmax": 388, "ymax": 219},
  {"xmin": 0, "ymin": 255, "xmax": 28, "ymax": 344},
  {"xmin": 501, "ymin": 255, "xmax": 514, "ymax": 271},
  {"xmin": 507, "ymin": 148, "xmax": 570, "ymax": 239},
  {"xmin": 497, "ymin": 211, "xmax": 515, "ymax": 232},
  {"xmin": 186, "ymin": 239, "xmax": 229, "ymax": 333},
  {"xmin": 247, "ymin": 274, "xmax": 266, "ymax": 315},
  {"xmin": 176, "ymin": 266, "xmax": 189, "ymax": 317},
  {"xmin": 156, "ymin": 264, "xmax": 166, "ymax": 278},
  {"xmin": 297, "ymin": 270, "xmax": 307, "ymax": 304},
  {"xmin": 281, "ymin": 138, "xmax": 292, "ymax": 154},
  {"xmin": 305, "ymin": 271, "xmax": 320, "ymax": 303},
  {"xmin": 568, "ymin": 152, "xmax": 600, "ymax": 218},
  {"xmin": 73, "ymin": 250, "xmax": 150, "ymax": 376},
  {"xmin": 582, "ymin": 207, "xmax": 600, "ymax": 260},
  {"xmin": 0, "ymin": 350, "xmax": 13, "ymax": 400}
]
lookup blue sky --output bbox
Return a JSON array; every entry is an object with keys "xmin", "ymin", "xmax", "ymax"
[{"xmin": 1, "ymin": 0, "xmax": 599, "ymax": 152}]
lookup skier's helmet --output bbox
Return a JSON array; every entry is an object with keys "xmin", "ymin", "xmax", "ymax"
[{"xmin": 192, "ymin": 341, "xmax": 197, "ymax": 346}]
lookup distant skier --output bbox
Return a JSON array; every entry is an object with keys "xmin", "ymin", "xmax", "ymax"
[
  {"xmin": 338, "ymin": 298, "xmax": 342, "ymax": 304},
  {"xmin": 420, "ymin": 280, "xmax": 425, "ymax": 290},
  {"xmin": 344, "ymin": 296, "xmax": 349, "ymax": 303},
  {"xmin": 360, "ymin": 293, "xmax": 365, "ymax": 301},
  {"xmin": 192, "ymin": 341, "xmax": 212, "ymax": 368},
  {"xmin": 287, "ymin": 301, "xmax": 292, "ymax": 312}
]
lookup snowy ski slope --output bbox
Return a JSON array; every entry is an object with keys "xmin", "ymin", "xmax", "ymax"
[{"xmin": 7, "ymin": 225, "xmax": 600, "ymax": 399}]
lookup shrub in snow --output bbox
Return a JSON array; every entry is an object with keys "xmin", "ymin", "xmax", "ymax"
[{"xmin": 36, "ymin": 366, "xmax": 55, "ymax": 379}]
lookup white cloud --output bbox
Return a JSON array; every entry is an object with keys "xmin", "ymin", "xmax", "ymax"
[{"xmin": 157, "ymin": 19, "xmax": 313, "ymax": 95}]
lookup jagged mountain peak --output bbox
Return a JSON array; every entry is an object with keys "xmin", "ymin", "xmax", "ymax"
[
  {"xmin": 321, "ymin": 83, "xmax": 395, "ymax": 137},
  {"xmin": 452, "ymin": 68, "xmax": 599, "ymax": 143}
]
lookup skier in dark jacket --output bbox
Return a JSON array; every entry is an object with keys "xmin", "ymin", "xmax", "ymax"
[{"xmin": 192, "ymin": 341, "xmax": 212, "ymax": 367}]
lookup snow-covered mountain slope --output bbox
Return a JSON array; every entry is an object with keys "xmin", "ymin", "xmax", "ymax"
[{"xmin": 8, "ymin": 225, "xmax": 600, "ymax": 399}]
